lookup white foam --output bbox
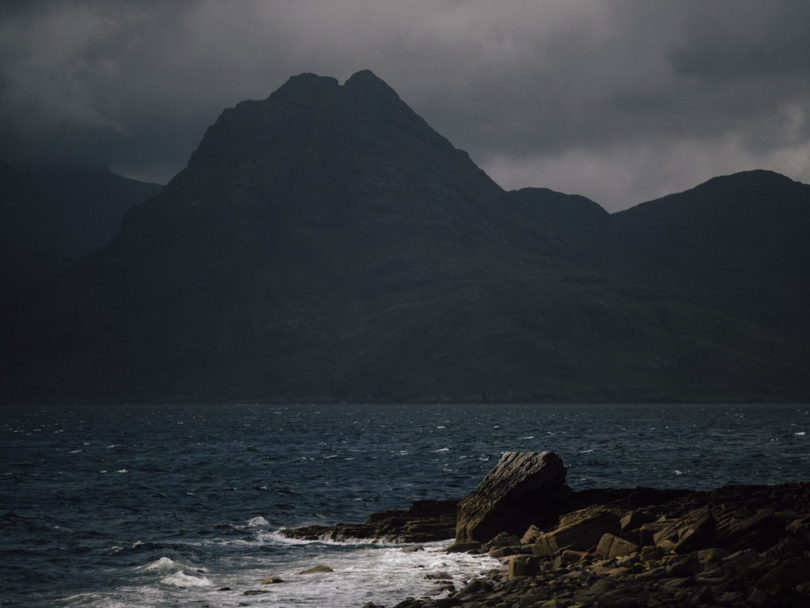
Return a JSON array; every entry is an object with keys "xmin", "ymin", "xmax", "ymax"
[
  {"xmin": 795, "ymin": 431, "xmax": 806, "ymax": 436},
  {"xmin": 247, "ymin": 515, "xmax": 270, "ymax": 527},
  {"xmin": 66, "ymin": 539, "xmax": 501, "ymax": 607},
  {"xmin": 433, "ymin": 447, "xmax": 450, "ymax": 452},
  {"xmin": 159, "ymin": 571, "xmax": 214, "ymax": 588},
  {"xmin": 141, "ymin": 557, "xmax": 179, "ymax": 572}
]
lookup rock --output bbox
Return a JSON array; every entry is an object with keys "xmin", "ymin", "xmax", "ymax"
[
  {"xmin": 299, "ymin": 565, "xmax": 333, "ymax": 574},
  {"xmin": 715, "ymin": 508, "xmax": 784, "ymax": 552},
  {"xmin": 595, "ymin": 533, "xmax": 639, "ymax": 558},
  {"xmin": 560, "ymin": 549, "xmax": 589, "ymax": 563},
  {"xmin": 261, "ymin": 576, "xmax": 284, "ymax": 584},
  {"xmin": 424, "ymin": 571, "xmax": 452, "ymax": 580},
  {"xmin": 508, "ymin": 555, "xmax": 542, "ymax": 579},
  {"xmin": 620, "ymin": 510, "xmax": 651, "ymax": 532},
  {"xmin": 445, "ymin": 541, "xmax": 481, "ymax": 553},
  {"xmin": 520, "ymin": 524, "xmax": 542, "ymax": 544},
  {"xmin": 697, "ymin": 547, "xmax": 727, "ymax": 563},
  {"xmin": 455, "ymin": 451, "xmax": 568, "ymax": 544},
  {"xmin": 666, "ymin": 552, "xmax": 701, "ymax": 577},
  {"xmin": 755, "ymin": 556, "xmax": 810, "ymax": 592},
  {"xmin": 639, "ymin": 545, "xmax": 660, "ymax": 561},
  {"xmin": 489, "ymin": 545, "xmax": 523, "ymax": 558},
  {"xmin": 786, "ymin": 514, "xmax": 810, "ymax": 540},
  {"xmin": 673, "ymin": 508, "xmax": 716, "ymax": 553},
  {"xmin": 533, "ymin": 507, "xmax": 620, "ymax": 556},
  {"xmin": 282, "ymin": 498, "xmax": 458, "ymax": 543},
  {"xmin": 483, "ymin": 531, "xmax": 521, "ymax": 551},
  {"xmin": 637, "ymin": 521, "xmax": 666, "ymax": 546},
  {"xmin": 653, "ymin": 507, "xmax": 716, "ymax": 551},
  {"xmin": 243, "ymin": 589, "xmax": 269, "ymax": 596}
]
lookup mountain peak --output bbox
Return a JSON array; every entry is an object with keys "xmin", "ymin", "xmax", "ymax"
[
  {"xmin": 344, "ymin": 69, "xmax": 390, "ymax": 89},
  {"xmin": 269, "ymin": 72, "xmax": 339, "ymax": 100}
]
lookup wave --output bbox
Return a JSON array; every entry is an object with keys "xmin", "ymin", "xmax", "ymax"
[
  {"xmin": 246, "ymin": 515, "xmax": 270, "ymax": 527},
  {"xmin": 140, "ymin": 557, "xmax": 190, "ymax": 572},
  {"xmin": 159, "ymin": 571, "xmax": 213, "ymax": 588}
]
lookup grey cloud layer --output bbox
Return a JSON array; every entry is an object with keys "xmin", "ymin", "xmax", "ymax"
[{"xmin": 2, "ymin": 0, "xmax": 808, "ymax": 210}]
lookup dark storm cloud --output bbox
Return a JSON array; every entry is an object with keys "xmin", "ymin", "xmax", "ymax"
[{"xmin": 1, "ymin": 0, "xmax": 808, "ymax": 210}]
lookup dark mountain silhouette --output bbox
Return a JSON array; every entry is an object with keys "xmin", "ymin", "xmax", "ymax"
[
  {"xmin": 608, "ymin": 170, "xmax": 810, "ymax": 341},
  {"xmin": 0, "ymin": 162, "xmax": 162, "ymax": 292},
  {"xmin": 1, "ymin": 71, "xmax": 808, "ymax": 403}
]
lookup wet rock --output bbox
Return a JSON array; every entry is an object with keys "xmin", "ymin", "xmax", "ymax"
[
  {"xmin": 282, "ymin": 498, "xmax": 458, "ymax": 543},
  {"xmin": 424, "ymin": 571, "xmax": 452, "ymax": 580},
  {"xmin": 455, "ymin": 451, "xmax": 568, "ymax": 543},
  {"xmin": 261, "ymin": 576, "xmax": 284, "ymax": 584},
  {"xmin": 299, "ymin": 564, "xmax": 333, "ymax": 574},
  {"xmin": 444, "ymin": 541, "xmax": 480, "ymax": 553}
]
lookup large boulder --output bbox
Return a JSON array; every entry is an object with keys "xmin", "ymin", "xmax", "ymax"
[{"xmin": 455, "ymin": 451, "xmax": 568, "ymax": 543}]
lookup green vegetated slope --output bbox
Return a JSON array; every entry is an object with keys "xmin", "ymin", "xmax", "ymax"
[{"xmin": 1, "ymin": 71, "xmax": 808, "ymax": 403}]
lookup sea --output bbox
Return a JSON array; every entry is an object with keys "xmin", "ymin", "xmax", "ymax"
[{"xmin": 2, "ymin": 402, "xmax": 809, "ymax": 607}]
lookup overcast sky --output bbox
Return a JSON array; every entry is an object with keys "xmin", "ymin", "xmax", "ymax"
[{"xmin": 1, "ymin": 0, "xmax": 809, "ymax": 211}]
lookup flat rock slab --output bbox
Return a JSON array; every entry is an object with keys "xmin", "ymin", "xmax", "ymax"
[
  {"xmin": 455, "ymin": 451, "xmax": 568, "ymax": 543},
  {"xmin": 281, "ymin": 499, "xmax": 458, "ymax": 543}
]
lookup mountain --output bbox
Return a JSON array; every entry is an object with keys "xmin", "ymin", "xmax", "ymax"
[
  {"xmin": 608, "ymin": 170, "xmax": 810, "ymax": 341},
  {"xmin": 0, "ymin": 162, "xmax": 162, "ymax": 292},
  {"xmin": 1, "ymin": 71, "xmax": 808, "ymax": 403}
]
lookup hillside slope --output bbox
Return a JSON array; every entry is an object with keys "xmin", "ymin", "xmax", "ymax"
[{"xmin": 1, "ymin": 72, "xmax": 808, "ymax": 403}]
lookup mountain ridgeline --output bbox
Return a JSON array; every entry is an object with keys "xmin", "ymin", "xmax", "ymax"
[
  {"xmin": 1, "ymin": 70, "xmax": 808, "ymax": 403},
  {"xmin": 0, "ymin": 162, "xmax": 162, "ymax": 292}
]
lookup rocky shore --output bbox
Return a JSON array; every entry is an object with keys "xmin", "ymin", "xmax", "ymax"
[{"xmin": 282, "ymin": 452, "xmax": 810, "ymax": 607}]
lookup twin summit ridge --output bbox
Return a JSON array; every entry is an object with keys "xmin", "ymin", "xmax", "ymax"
[{"xmin": 2, "ymin": 70, "xmax": 809, "ymax": 403}]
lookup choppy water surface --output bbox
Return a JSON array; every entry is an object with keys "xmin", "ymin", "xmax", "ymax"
[{"xmin": 1, "ymin": 402, "xmax": 808, "ymax": 607}]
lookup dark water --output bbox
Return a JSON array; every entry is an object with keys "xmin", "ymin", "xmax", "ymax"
[{"xmin": 1, "ymin": 402, "xmax": 808, "ymax": 607}]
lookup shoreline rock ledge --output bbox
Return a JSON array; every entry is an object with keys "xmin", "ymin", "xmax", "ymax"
[
  {"xmin": 280, "ymin": 452, "xmax": 810, "ymax": 606},
  {"xmin": 454, "ymin": 451, "xmax": 569, "ymax": 546}
]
